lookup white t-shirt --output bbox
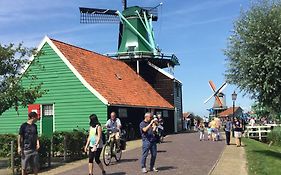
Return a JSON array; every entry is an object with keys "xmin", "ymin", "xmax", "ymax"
[
  {"xmin": 106, "ymin": 118, "xmax": 121, "ymax": 132},
  {"xmin": 249, "ymin": 118, "xmax": 255, "ymax": 126},
  {"xmin": 89, "ymin": 126, "xmax": 103, "ymax": 148}
]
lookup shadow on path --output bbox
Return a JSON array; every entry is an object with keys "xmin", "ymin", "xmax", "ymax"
[
  {"xmin": 106, "ymin": 172, "xmax": 126, "ymax": 175},
  {"xmin": 119, "ymin": 158, "xmax": 138, "ymax": 163},
  {"xmin": 157, "ymin": 166, "xmax": 177, "ymax": 171},
  {"xmin": 161, "ymin": 140, "xmax": 172, "ymax": 143}
]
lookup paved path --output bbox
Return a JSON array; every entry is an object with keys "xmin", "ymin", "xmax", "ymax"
[
  {"xmin": 56, "ymin": 132, "xmax": 225, "ymax": 175},
  {"xmin": 210, "ymin": 136, "xmax": 248, "ymax": 175}
]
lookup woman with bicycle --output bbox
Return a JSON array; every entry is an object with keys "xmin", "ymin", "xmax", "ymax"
[{"xmin": 84, "ymin": 114, "xmax": 106, "ymax": 175}]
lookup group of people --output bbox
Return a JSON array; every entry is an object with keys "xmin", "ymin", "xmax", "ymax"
[
  {"xmin": 17, "ymin": 111, "xmax": 163, "ymax": 175},
  {"xmin": 194, "ymin": 117, "xmax": 244, "ymax": 147}
]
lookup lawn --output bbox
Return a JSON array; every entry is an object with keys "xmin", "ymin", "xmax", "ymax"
[{"xmin": 243, "ymin": 138, "xmax": 281, "ymax": 175}]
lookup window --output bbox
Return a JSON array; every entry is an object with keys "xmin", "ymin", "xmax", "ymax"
[
  {"xmin": 118, "ymin": 108, "xmax": 128, "ymax": 118},
  {"xmin": 163, "ymin": 110, "xmax": 168, "ymax": 118},
  {"xmin": 42, "ymin": 104, "xmax": 53, "ymax": 116}
]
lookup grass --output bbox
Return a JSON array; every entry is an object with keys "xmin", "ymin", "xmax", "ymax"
[{"xmin": 243, "ymin": 138, "xmax": 281, "ymax": 175}]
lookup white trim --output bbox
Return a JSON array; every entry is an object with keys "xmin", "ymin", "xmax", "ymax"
[
  {"xmin": 147, "ymin": 62, "xmax": 182, "ymax": 84},
  {"xmin": 40, "ymin": 104, "xmax": 42, "ymax": 136},
  {"xmin": 35, "ymin": 36, "xmax": 109, "ymax": 105},
  {"xmin": 174, "ymin": 107, "xmax": 178, "ymax": 133},
  {"xmin": 53, "ymin": 103, "xmax": 55, "ymax": 132}
]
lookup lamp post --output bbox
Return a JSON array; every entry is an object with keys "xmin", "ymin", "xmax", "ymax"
[{"xmin": 232, "ymin": 91, "xmax": 237, "ymax": 137}]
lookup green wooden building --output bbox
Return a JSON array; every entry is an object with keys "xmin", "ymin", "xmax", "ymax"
[{"xmin": 0, "ymin": 36, "xmax": 182, "ymax": 137}]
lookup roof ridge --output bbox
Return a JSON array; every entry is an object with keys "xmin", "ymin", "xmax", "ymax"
[{"xmin": 49, "ymin": 38, "xmax": 109, "ymax": 58}]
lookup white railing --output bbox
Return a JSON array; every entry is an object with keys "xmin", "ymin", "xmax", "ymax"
[{"xmin": 245, "ymin": 125, "xmax": 272, "ymax": 140}]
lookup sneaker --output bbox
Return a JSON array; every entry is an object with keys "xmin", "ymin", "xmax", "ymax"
[
  {"xmin": 142, "ymin": 168, "xmax": 148, "ymax": 173},
  {"xmin": 150, "ymin": 167, "xmax": 159, "ymax": 172}
]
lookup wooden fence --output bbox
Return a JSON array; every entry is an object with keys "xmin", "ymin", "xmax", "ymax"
[{"xmin": 244, "ymin": 125, "xmax": 273, "ymax": 140}]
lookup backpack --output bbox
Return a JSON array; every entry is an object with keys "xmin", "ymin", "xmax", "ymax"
[{"xmin": 96, "ymin": 126, "xmax": 106, "ymax": 144}]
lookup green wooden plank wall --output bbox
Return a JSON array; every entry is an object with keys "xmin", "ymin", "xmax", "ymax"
[{"xmin": 0, "ymin": 42, "xmax": 107, "ymax": 134}]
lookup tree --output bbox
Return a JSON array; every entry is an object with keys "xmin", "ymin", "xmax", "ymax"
[
  {"xmin": 0, "ymin": 43, "xmax": 45, "ymax": 115},
  {"xmin": 225, "ymin": 0, "xmax": 281, "ymax": 114}
]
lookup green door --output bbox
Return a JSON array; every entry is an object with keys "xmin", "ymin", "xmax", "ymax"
[{"xmin": 42, "ymin": 104, "xmax": 54, "ymax": 138}]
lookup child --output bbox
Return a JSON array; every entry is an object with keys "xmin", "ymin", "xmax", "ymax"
[
  {"xmin": 207, "ymin": 126, "xmax": 212, "ymax": 140},
  {"xmin": 198, "ymin": 122, "xmax": 205, "ymax": 141}
]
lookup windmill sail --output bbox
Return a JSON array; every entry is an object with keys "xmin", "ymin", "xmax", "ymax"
[
  {"xmin": 204, "ymin": 81, "xmax": 227, "ymax": 107},
  {"xmin": 79, "ymin": 7, "xmax": 120, "ymax": 23}
]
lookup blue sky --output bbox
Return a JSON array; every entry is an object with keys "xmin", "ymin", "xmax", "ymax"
[{"xmin": 0, "ymin": 0, "xmax": 254, "ymax": 117}]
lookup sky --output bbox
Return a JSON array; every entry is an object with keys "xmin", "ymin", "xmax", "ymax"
[{"xmin": 0, "ymin": 0, "xmax": 254, "ymax": 117}]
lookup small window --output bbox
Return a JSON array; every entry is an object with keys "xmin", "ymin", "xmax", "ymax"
[
  {"xmin": 118, "ymin": 108, "xmax": 128, "ymax": 118},
  {"xmin": 42, "ymin": 104, "xmax": 53, "ymax": 116},
  {"xmin": 163, "ymin": 110, "xmax": 168, "ymax": 118}
]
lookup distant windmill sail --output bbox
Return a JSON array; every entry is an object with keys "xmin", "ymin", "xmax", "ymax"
[{"xmin": 204, "ymin": 81, "xmax": 227, "ymax": 107}]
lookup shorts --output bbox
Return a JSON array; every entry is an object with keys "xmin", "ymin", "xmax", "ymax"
[
  {"xmin": 89, "ymin": 147, "xmax": 102, "ymax": 164},
  {"xmin": 21, "ymin": 150, "xmax": 39, "ymax": 170},
  {"xmin": 234, "ymin": 131, "xmax": 242, "ymax": 138}
]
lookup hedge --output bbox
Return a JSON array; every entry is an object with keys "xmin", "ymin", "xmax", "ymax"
[
  {"xmin": 268, "ymin": 126, "xmax": 281, "ymax": 146},
  {"xmin": 52, "ymin": 130, "xmax": 87, "ymax": 160},
  {"xmin": 0, "ymin": 130, "xmax": 87, "ymax": 173}
]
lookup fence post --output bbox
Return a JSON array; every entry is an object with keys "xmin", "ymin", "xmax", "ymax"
[
  {"xmin": 63, "ymin": 135, "xmax": 66, "ymax": 162},
  {"xmin": 259, "ymin": 127, "xmax": 261, "ymax": 141},
  {"xmin": 11, "ymin": 140, "xmax": 15, "ymax": 175},
  {"xmin": 48, "ymin": 138, "xmax": 52, "ymax": 167}
]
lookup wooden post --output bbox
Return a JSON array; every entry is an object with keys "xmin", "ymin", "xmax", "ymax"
[
  {"xmin": 11, "ymin": 140, "xmax": 14, "ymax": 175},
  {"xmin": 63, "ymin": 135, "xmax": 66, "ymax": 162},
  {"xmin": 48, "ymin": 139, "xmax": 51, "ymax": 167}
]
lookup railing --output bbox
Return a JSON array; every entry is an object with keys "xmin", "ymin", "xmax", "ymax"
[{"xmin": 245, "ymin": 125, "xmax": 273, "ymax": 140}]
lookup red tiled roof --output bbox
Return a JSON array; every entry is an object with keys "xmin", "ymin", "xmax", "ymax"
[
  {"xmin": 50, "ymin": 39, "xmax": 174, "ymax": 109},
  {"xmin": 219, "ymin": 107, "xmax": 240, "ymax": 117}
]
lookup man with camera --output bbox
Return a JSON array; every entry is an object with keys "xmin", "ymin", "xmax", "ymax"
[{"xmin": 139, "ymin": 112, "xmax": 159, "ymax": 173}]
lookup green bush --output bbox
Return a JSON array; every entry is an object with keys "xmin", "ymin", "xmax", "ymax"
[
  {"xmin": 268, "ymin": 127, "xmax": 281, "ymax": 146},
  {"xmin": 0, "ymin": 134, "xmax": 52, "ymax": 173},
  {"xmin": 52, "ymin": 132, "xmax": 64, "ymax": 156},
  {"xmin": 0, "ymin": 134, "xmax": 17, "ymax": 157},
  {"xmin": 52, "ymin": 131, "xmax": 87, "ymax": 160},
  {"xmin": 38, "ymin": 136, "xmax": 51, "ymax": 168}
]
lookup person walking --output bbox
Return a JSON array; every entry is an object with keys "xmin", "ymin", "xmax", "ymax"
[
  {"xmin": 18, "ymin": 112, "xmax": 40, "ymax": 175},
  {"xmin": 224, "ymin": 117, "xmax": 232, "ymax": 145},
  {"xmin": 233, "ymin": 117, "xmax": 243, "ymax": 147},
  {"xmin": 198, "ymin": 122, "xmax": 205, "ymax": 141},
  {"xmin": 139, "ymin": 112, "xmax": 158, "ymax": 173},
  {"xmin": 84, "ymin": 114, "xmax": 106, "ymax": 175}
]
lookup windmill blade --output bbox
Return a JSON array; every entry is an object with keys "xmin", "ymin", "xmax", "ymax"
[
  {"xmin": 204, "ymin": 94, "xmax": 214, "ymax": 104},
  {"xmin": 208, "ymin": 80, "xmax": 217, "ymax": 92},
  {"xmin": 215, "ymin": 95, "xmax": 223, "ymax": 107},
  {"xmin": 142, "ymin": 7, "xmax": 158, "ymax": 21},
  {"xmin": 79, "ymin": 7, "xmax": 120, "ymax": 23},
  {"xmin": 218, "ymin": 82, "xmax": 227, "ymax": 93}
]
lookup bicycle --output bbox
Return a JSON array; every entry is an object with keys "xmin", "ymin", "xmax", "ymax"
[
  {"xmin": 102, "ymin": 130, "xmax": 122, "ymax": 166},
  {"xmin": 122, "ymin": 122, "xmax": 135, "ymax": 141}
]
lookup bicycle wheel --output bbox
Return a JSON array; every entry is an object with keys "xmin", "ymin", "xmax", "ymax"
[
  {"xmin": 102, "ymin": 143, "xmax": 112, "ymax": 166},
  {"xmin": 114, "ymin": 143, "xmax": 122, "ymax": 161}
]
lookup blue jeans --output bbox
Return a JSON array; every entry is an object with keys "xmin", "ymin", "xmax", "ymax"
[{"xmin": 141, "ymin": 140, "xmax": 157, "ymax": 169}]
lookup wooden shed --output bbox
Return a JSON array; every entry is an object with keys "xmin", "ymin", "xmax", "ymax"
[{"xmin": 0, "ymin": 36, "xmax": 181, "ymax": 137}]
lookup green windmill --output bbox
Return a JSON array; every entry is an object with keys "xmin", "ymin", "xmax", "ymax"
[{"xmin": 79, "ymin": 0, "xmax": 179, "ymax": 69}]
